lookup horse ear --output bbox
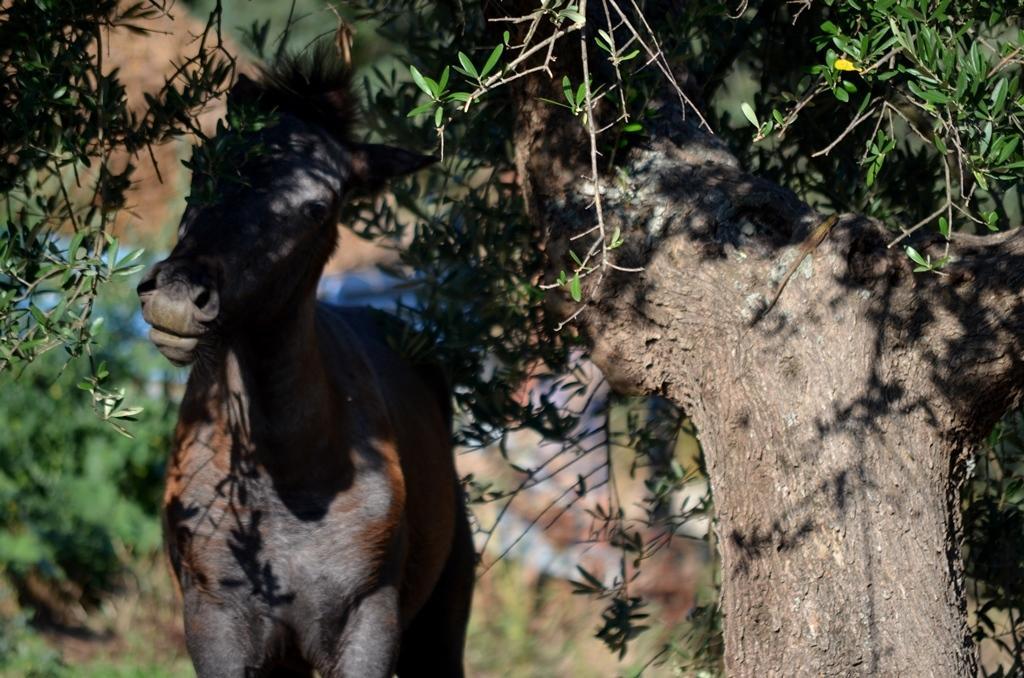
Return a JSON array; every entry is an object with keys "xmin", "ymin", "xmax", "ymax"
[
  {"xmin": 227, "ymin": 73, "xmax": 262, "ymax": 111},
  {"xmin": 348, "ymin": 143, "xmax": 437, "ymax": 193}
]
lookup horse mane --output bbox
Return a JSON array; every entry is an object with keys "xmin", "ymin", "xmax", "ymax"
[{"xmin": 239, "ymin": 41, "xmax": 356, "ymax": 141}]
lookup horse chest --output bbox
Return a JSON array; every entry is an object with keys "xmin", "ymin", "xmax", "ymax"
[{"xmin": 165, "ymin": 431, "xmax": 403, "ymax": 614}]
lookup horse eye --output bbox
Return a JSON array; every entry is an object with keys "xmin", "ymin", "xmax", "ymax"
[{"xmin": 302, "ymin": 200, "xmax": 331, "ymax": 223}]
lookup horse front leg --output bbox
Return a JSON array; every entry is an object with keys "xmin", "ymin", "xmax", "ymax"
[
  {"xmin": 321, "ymin": 584, "xmax": 401, "ymax": 678},
  {"xmin": 182, "ymin": 590, "xmax": 268, "ymax": 677}
]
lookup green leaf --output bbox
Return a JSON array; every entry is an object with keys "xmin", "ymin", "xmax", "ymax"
[
  {"xmin": 893, "ymin": 5, "xmax": 926, "ymax": 21},
  {"xmin": 569, "ymin": 272, "xmax": 582, "ymax": 302},
  {"xmin": 29, "ymin": 305, "xmax": 47, "ymax": 327},
  {"xmin": 112, "ymin": 263, "xmax": 145, "ymax": 278},
  {"xmin": 610, "ymin": 226, "xmax": 624, "ymax": 249},
  {"xmin": 560, "ymin": 9, "xmax": 586, "ymax": 26},
  {"xmin": 423, "ymin": 76, "xmax": 441, "ymax": 98},
  {"xmin": 481, "ymin": 44, "xmax": 504, "ymax": 78},
  {"xmin": 906, "ymin": 79, "xmax": 949, "ymax": 104},
  {"xmin": 110, "ymin": 405, "xmax": 144, "ymax": 419},
  {"xmin": 407, "ymin": 102, "xmax": 436, "ymax": 118},
  {"xmin": 866, "ymin": 158, "xmax": 880, "ymax": 186},
  {"xmin": 113, "ymin": 247, "xmax": 144, "ymax": 271},
  {"xmin": 982, "ymin": 210, "xmax": 999, "ymax": 231},
  {"xmin": 993, "ymin": 135, "xmax": 1019, "ymax": 165},
  {"xmin": 68, "ymin": 230, "xmax": 86, "ymax": 262},
  {"xmin": 458, "ymin": 51, "xmax": 479, "ymax": 79},
  {"xmin": 938, "ymin": 216, "xmax": 950, "ymax": 239},
  {"xmin": 740, "ymin": 102, "xmax": 759, "ymax": 127},
  {"xmin": 434, "ymin": 106, "xmax": 444, "ymax": 127},
  {"xmin": 409, "ymin": 65, "xmax": 433, "ymax": 98},
  {"xmin": 905, "ymin": 245, "xmax": 929, "ymax": 268},
  {"xmin": 972, "ymin": 169, "xmax": 990, "ymax": 192},
  {"xmin": 990, "ymin": 77, "xmax": 1008, "ymax": 116}
]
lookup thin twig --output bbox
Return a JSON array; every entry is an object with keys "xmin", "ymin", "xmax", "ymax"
[
  {"xmin": 811, "ymin": 101, "xmax": 879, "ymax": 157},
  {"xmin": 607, "ymin": 0, "xmax": 713, "ymax": 132},
  {"xmin": 888, "ymin": 202, "xmax": 949, "ymax": 248},
  {"xmin": 600, "ymin": 0, "xmax": 629, "ymax": 120},
  {"xmin": 555, "ymin": 304, "xmax": 588, "ymax": 331},
  {"xmin": 987, "ymin": 45, "xmax": 1023, "ymax": 78},
  {"xmin": 579, "ymin": 0, "xmax": 608, "ymax": 278}
]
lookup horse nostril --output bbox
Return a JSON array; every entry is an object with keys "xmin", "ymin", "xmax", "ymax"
[
  {"xmin": 136, "ymin": 267, "xmax": 159, "ymax": 296},
  {"xmin": 190, "ymin": 285, "xmax": 219, "ymax": 321}
]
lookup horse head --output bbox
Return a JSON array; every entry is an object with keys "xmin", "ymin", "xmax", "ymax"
[{"xmin": 138, "ymin": 45, "xmax": 434, "ymax": 366}]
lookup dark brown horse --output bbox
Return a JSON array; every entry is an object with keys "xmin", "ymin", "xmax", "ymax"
[{"xmin": 137, "ymin": 49, "xmax": 474, "ymax": 677}]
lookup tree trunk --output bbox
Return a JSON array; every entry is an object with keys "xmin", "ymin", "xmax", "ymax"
[{"xmin": 503, "ymin": 39, "xmax": 1024, "ymax": 674}]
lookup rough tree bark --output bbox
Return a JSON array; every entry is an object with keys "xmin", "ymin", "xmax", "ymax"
[{"xmin": 497, "ymin": 10, "xmax": 1024, "ymax": 677}]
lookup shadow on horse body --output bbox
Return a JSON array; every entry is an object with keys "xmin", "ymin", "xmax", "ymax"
[{"xmin": 137, "ymin": 47, "xmax": 474, "ymax": 677}]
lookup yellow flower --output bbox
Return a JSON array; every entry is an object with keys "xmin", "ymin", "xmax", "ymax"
[{"xmin": 835, "ymin": 58, "xmax": 861, "ymax": 72}]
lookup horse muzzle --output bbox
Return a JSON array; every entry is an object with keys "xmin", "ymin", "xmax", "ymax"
[{"xmin": 137, "ymin": 260, "xmax": 220, "ymax": 366}]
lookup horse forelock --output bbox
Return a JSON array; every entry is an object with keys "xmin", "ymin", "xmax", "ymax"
[{"xmin": 244, "ymin": 41, "xmax": 356, "ymax": 143}]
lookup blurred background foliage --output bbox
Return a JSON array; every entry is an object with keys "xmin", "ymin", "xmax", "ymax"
[
  {"xmin": 0, "ymin": 0, "xmax": 1022, "ymax": 675},
  {"xmin": 0, "ymin": 281, "xmax": 171, "ymax": 602}
]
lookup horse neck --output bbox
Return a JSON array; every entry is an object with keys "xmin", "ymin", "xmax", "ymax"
[{"xmin": 186, "ymin": 291, "xmax": 343, "ymax": 464}]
